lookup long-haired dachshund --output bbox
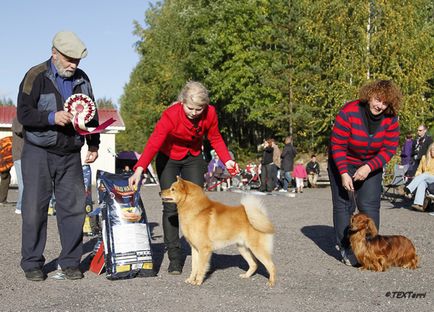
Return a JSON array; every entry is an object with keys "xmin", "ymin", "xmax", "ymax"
[{"xmin": 349, "ymin": 213, "xmax": 419, "ymax": 272}]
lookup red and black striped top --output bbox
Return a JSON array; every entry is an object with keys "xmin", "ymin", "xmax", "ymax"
[{"xmin": 330, "ymin": 100, "xmax": 400, "ymax": 175}]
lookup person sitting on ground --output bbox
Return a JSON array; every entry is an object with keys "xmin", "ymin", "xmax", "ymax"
[
  {"xmin": 306, "ymin": 154, "xmax": 321, "ymax": 188},
  {"xmin": 404, "ymin": 143, "xmax": 434, "ymax": 211}
]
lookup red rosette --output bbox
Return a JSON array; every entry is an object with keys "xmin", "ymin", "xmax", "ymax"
[{"xmin": 64, "ymin": 93, "xmax": 115, "ymax": 135}]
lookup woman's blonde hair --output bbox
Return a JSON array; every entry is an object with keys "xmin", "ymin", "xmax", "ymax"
[
  {"xmin": 178, "ymin": 81, "xmax": 209, "ymax": 107},
  {"xmin": 359, "ymin": 80, "xmax": 402, "ymax": 116}
]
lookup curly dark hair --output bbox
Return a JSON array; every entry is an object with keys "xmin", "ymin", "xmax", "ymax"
[{"xmin": 359, "ymin": 80, "xmax": 402, "ymax": 116}]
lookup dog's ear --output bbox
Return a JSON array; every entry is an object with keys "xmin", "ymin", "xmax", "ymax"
[
  {"xmin": 365, "ymin": 218, "xmax": 378, "ymax": 237},
  {"xmin": 176, "ymin": 176, "xmax": 182, "ymax": 182}
]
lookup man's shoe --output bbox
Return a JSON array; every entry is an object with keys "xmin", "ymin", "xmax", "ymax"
[
  {"xmin": 62, "ymin": 267, "xmax": 84, "ymax": 280},
  {"xmin": 411, "ymin": 204, "xmax": 424, "ymax": 212},
  {"xmin": 167, "ymin": 262, "xmax": 183, "ymax": 275},
  {"xmin": 25, "ymin": 268, "xmax": 46, "ymax": 281},
  {"xmin": 404, "ymin": 187, "xmax": 413, "ymax": 199}
]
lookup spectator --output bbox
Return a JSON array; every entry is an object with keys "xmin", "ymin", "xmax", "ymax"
[
  {"xmin": 306, "ymin": 154, "xmax": 321, "ymax": 188},
  {"xmin": 328, "ymin": 80, "xmax": 402, "ymax": 266},
  {"xmin": 404, "ymin": 143, "xmax": 434, "ymax": 211},
  {"xmin": 293, "ymin": 159, "xmax": 308, "ymax": 193},
  {"xmin": 205, "ymin": 150, "xmax": 229, "ymax": 191},
  {"xmin": 128, "ymin": 81, "xmax": 238, "ymax": 275},
  {"xmin": 400, "ymin": 134, "xmax": 413, "ymax": 166},
  {"xmin": 0, "ymin": 136, "xmax": 13, "ymax": 205},
  {"xmin": 280, "ymin": 136, "xmax": 297, "ymax": 192},
  {"xmin": 17, "ymin": 31, "xmax": 100, "ymax": 281},
  {"xmin": 259, "ymin": 139, "xmax": 275, "ymax": 193},
  {"xmin": 407, "ymin": 124, "xmax": 433, "ymax": 176},
  {"xmin": 12, "ymin": 117, "xmax": 24, "ymax": 214},
  {"xmin": 271, "ymin": 139, "xmax": 281, "ymax": 190}
]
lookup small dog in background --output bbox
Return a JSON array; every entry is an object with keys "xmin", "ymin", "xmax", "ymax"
[{"xmin": 349, "ymin": 213, "xmax": 419, "ymax": 272}]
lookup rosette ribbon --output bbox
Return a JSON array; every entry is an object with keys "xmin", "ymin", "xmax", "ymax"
[{"xmin": 64, "ymin": 94, "xmax": 116, "ymax": 135}]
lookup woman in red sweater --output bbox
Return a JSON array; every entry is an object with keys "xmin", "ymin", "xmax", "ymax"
[
  {"xmin": 129, "ymin": 81, "xmax": 238, "ymax": 274},
  {"xmin": 328, "ymin": 80, "xmax": 402, "ymax": 266}
]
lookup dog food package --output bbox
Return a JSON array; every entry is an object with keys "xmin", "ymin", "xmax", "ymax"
[
  {"xmin": 82, "ymin": 165, "xmax": 94, "ymax": 236},
  {"xmin": 96, "ymin": 170, "xmax": 156, "ymax": 280}
]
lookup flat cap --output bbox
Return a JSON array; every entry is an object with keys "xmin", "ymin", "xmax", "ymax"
[{"xmin": 52, "ymin": 31, "xmax": 87, "ymax": 59}]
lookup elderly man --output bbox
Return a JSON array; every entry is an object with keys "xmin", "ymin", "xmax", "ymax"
[{"xmin": 17, "ymin": 31, "xmax": 99, "ymax": 281}]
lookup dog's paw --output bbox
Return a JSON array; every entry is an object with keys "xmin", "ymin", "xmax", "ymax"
[
  {"xmin": 266, "ymin": 280, "xmax": 275, "ymax": 287},
  {"xmin": 239, "ymin": 273, "xmax": 251, "ymax": 279},
  {"xmin": 185, "ymin": 277, "xmax": 195, "ymax": 284},
  {"xmin": 185, "ymin": 277, "xmax": 203, "ymax": 286}
]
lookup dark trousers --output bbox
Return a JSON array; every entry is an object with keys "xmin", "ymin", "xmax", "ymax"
[
  {"xmin": 0, "ymin": 169, "xmax": 11, "ymax": 202},
  {"xmin": 156, "ymin": 152, "xmax": 205, "ymax": 263},
  {"xmin": 20, "ymin": 143, "xmax": 85, "ymax": 271},
  {"xmin": 328, "ymin": 159, "xmax": 383, "ymax": 250},
  {"xmin": 260, "ymin": 163, "xmax": 274, "ymax": 192}
]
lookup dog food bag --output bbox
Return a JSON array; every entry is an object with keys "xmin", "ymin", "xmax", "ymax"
[{"xmin": 97, "ymin": 170, "xmax": 156, "ymax": 280}]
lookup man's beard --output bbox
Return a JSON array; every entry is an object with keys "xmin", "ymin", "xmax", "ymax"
[{"xmin": 54, "ymin": 58, "xmax": 75, "ymax": 78}]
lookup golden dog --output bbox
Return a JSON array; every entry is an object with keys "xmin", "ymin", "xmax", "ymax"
[
  {"xmin": 160, "ymin": 177, "xmax": 276, "ymax": 286},
  {"xmin": 349, "ymin": 213, "xmax": 419, "ymax": 272}
]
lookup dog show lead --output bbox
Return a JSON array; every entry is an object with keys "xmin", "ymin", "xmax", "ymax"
[
  {"xmin": 328, "ymin": 80, "xmax": 402, "ymax": 266},
  {"xmin": 129, "ymin": 81, "xmax": 239, "ymax": 275}
]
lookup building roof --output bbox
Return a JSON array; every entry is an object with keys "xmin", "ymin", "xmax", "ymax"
[{"xmin": 0, "ymin": 106, "xmax": 125, "ymax": 131}]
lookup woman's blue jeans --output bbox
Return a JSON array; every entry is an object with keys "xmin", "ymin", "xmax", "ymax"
[{"xmin": 328, "ymin": 159, "xmax": 383, "ymax": 250}]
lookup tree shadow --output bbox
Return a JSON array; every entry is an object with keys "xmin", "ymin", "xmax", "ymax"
[{"xmin": 300, "ymin": 225, "xmax": 340, "ymax": 261}]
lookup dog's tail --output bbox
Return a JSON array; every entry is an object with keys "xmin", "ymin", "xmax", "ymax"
[{"xmin": 241, "ymin": 195, "xmax": 275, "ymax": 234}]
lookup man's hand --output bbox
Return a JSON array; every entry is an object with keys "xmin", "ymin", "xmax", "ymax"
[
  {"xmin": 84, "ymin": 146, "xmax": 98, "ymax": 164},
  {"xmin": 55, "ymin": 111, "xmax": 73, "ymax": 126}
]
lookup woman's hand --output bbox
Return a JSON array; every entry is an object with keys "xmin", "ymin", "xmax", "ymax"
[
  {"xmin": 128, "ymin": 167, "xmax": 144, "ymax": 191},
  {"xmin": 341, "ymin": 173, "xmax": 354, "ymax": 191},
  {"xmin": 353, "ymin": 164, "xmax": 371, "ymax": 182},
  {"xmin": 225, "ymin": 160, "xmax": 240, "ymax": 176}
]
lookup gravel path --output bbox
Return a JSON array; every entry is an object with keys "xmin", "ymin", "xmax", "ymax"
[{"xmin": 0, "ymin": 185, "xmax": 432, "ymax": 312}]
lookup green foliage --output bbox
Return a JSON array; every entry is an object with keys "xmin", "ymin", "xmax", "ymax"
[
  {"xmin": 96, "ymin": 97, "xmax": 117, "ymax": 109},
  {"xmin": 0, "ymin": 97, "xmax": 14, "ymax": 106},
  {"xmin": 118, "ymin": 0, "xmax": 434, "ymax": 160}
]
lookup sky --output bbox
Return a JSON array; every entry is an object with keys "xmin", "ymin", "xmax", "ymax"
[{"xmin": 0, "ymin": 0, "xmax": 157, "ymax": 105}]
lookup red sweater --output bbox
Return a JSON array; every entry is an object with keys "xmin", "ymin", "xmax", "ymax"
[
  {"xmin": 134, "ymin": 102, "xmax": 232, "ymax": 170},
  {"xmin": 330, "ymin": 100, "xmax": 400, "ymax": 175}
]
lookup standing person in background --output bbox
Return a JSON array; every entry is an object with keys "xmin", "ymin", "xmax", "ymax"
[
  {"xmin": 407, "ymin": 125, "xmax": 433, "ymax": 177},
  {"xmin": 280, "ymin": 136, "xmax": 297, "ymax": 192},
  {"xmin": 0, "ymin": 136, "xmax": 13, "ymax": 205},
  {"xmin": 17, "ymin": 31, "xmax": 100, "ymax": 281},
  {"xmin": 293, "ymin": 159, "xmax": 307, "ymax": 193},
  {"xmin": 12, "ymin": 117, "xmax": 24, "ymax": 214},
  {"xmin": 128, "ymin": 81, "xmax": 239, "ymax": 275},
  {"xmin": 259, "ymin": 139, "xmax": 275, "ymax": 193},
  {"xmin": 328, "ymin": 80, "xmax": 402, "ymax": 266},
  {"xmin": 271, "ymin": 139, "xmax": 281, "ymax": 190},
  {"xmin": 306, "ymin": 154, "xmax": 321, "ymax": 188},
  {"xmin": 400, "ymin": 134, "xmax": 413, "ymax": 166}
]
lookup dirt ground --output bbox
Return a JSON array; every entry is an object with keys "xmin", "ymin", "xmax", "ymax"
[{"xmin": 0, "ymin": 184, "xmax": 432, "ymax": 312}]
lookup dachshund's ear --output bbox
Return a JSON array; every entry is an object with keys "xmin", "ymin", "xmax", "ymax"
[{"xmin": 365, "ymin": 218, "xmax": 378, "ymax": 237}]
